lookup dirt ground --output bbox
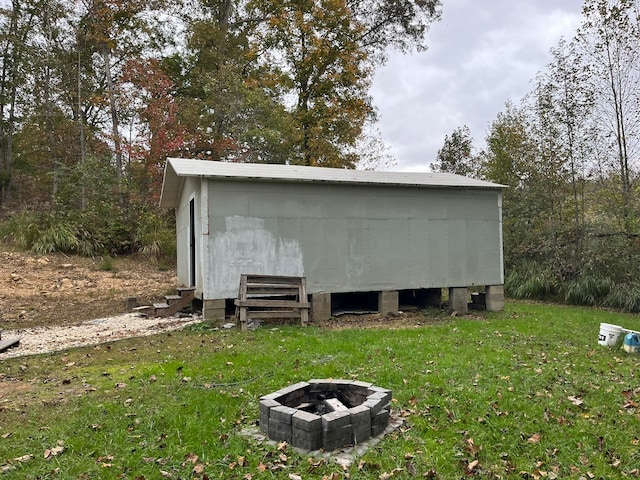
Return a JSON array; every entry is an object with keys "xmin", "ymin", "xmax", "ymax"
[
  {"xmin": 1, "ymin": 247, "xmax": 177, "ymax": 330},
  {"xmin": 0, "ymin": 246, "xmax": 458, "ymax": 334}
]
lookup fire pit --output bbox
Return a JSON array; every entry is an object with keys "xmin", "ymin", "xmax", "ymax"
[{"xmin": 259, "ymin": 379, "xmax": 392, "ymax": 451}]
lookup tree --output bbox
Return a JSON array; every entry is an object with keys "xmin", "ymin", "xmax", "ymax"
[
  {"xmin": 576, "ymin": 0, "xmax": 640, "ymax": 233},
  {"xmin": 431, "ymin": 125, "xmax": 478, "ymax": 176},
  {"xmin": 0, "ymin": 0, "xmax": 42, "ymax": 204},
  {"xmin": 173, "ymin": 0, "xmax": 294, "ymax": 163},
  {"xmin": 480, "ymin": 102, "xmax": 543, "ymax": 265},
  {"xmin": 118, "ymin": 58, "xmax": 191, "ymax": 202},
  {"xmin": 246, "ymin": 0, "xmax": 441, "ymax": 167},
  {"xmin": 526, "ymin": 38, "xmax": 595, "ymax": 268}
]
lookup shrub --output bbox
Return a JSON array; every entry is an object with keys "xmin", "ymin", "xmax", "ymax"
[
  {"xmin": 505, "ymin": 262, "xmax": 557, "ymax": 300},
  {"xmin": 604, "ymin": 282, "xmax": 640, "ymax": 312},
  {"xmin": 0, "ymin": 210, "xmax": 79, "ymax": 254},
  {"xmin": 134, "ymin": 210, "xmax": 176, "ymax": 263},
  {"xmin": 563, "ymin": 275, "xmax": 613, "ymax": 306}
]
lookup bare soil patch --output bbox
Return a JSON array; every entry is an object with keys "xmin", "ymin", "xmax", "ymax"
[
  {"xmin": 0, "ymin": 246, "xmax": 465, "ymax": 361},
  {"xmin": 1, "ymin": 248, "xmax": 176, "ymax": 330}
]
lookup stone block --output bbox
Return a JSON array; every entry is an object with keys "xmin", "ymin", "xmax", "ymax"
[
  {"xmin": 259, "ymin": 399, "xmax": 280, "ymax": 433},
  {"xmin": 292, "ymin": 410, "xmax": 322, "ymax": 432},
  {"xmin": 271, "ymin": 381, "xmax": 310, "ymax": 404},
  {"xmin": 372, "ymin": 409, "xmax": 390, "ymax": 427},
  {"xmin": 202, "ymin": 298, "xmax": 225, "ymax": 321},
  {"xmin": 308, "ymin": 379, "xmax": 338, "ymax": 392},
  {"xmin": 268, "ymin": 418, "xmax": 292, "ymax": 443},
  {"xmin": 352, "ymin": 425, "xmax": 371, "ymax": 444},
  {"xmin": 260, "ymin": 392, "xmax": 281, "ymax": 401},
  {"xmin": 448, "ymin": 287, "xmax": 468, "ymax": 314},
  {"xmin": 362, "ymin": 397, "xmax": 385, "ymax": 417},
  {"xmin": 332, "ymin": 379, "xmax": 354, "ymax": 390},
  {"xmin": 270, "ymin": 405, "xmax": 297, "ymax": 424},
  {"xmin": 379, "ymin": 290, "xmax": 399, "ymax": 314},
  {"xmin": 292, "ymin": 435, "xmax": 322, "ymax": 451},
  {"xmin": 367, "ymin": 389, "xmax": 392, "ymax": 406},
  {"xmin": 350, "ymin": 405, "xmax": 370, "ymax": 423},
  {"xmin": 371, "ymin": 422, "xmax": 387, "ymax": 437},
  {"xmin": 351, "ymin": 380, "xmax": 373, "ymax": 389},
  {"xmin": 485, "ymin": 284, "xmax": 505, "ymax": 312},
  {"xmin": 323, "ymin": 424, "xmax": 353, "ymax": 451},
  {"xmin": 322, "ymin": 410, "xmax": 351, "ymax": 431},
  {"xmin": 312, "ymin": 293, "xmax": 331, "ymax": 321}
]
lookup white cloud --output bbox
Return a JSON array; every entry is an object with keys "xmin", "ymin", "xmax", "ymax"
[{"xmin": 371, "ymin": 0, "xmax": 584, "ymax": 172}]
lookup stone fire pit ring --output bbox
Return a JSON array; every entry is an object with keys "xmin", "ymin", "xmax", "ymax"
[{"xmin": 259, "ymin": 379, "xmax": 392, "ymax": 452}]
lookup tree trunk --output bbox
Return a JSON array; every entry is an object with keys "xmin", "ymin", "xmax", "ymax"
[{"xmin": 102, "ymin": 46, "xmax": 122, "ymax": 185}]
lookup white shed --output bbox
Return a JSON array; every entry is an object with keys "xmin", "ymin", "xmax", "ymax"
[{"xmin": 159, "ymin": 158, "xmax": 506, "ymax": 320}]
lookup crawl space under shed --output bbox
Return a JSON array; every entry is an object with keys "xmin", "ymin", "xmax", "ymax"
[{"xmin": 159, "ymin": 158, "xmax": 506, "ymax": 321}]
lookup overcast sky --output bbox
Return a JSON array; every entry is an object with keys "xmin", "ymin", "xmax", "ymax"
[{"xmin": 371, "ymin": 0, "xmax": 585, "ymax": 172}]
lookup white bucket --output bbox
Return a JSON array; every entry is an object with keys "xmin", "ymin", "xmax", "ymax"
[{"xmin": 598, "ymin": 323, "xmax": 623, "ymax": 346}]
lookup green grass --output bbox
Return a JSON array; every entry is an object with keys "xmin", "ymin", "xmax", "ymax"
[{"xmin": 2, "ymin": 302, "xmax": 640, "ymax": 478}]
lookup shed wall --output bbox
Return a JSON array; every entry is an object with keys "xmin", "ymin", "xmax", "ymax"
[
  {"xmin": 175, "ymin": 176, "xmax": 204, "ymax": 295},
  {"xmin": 202, "ymin": 179, "xmax": 503, "ymax": 300}
]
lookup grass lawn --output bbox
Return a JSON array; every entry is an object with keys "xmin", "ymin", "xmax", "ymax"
[{"xmin": 1, "ymin": 301, "xmax": 640, "ymax": 479}]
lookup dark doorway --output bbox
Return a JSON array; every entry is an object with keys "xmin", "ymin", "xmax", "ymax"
[{"xmin": 189, "ymin": 198, "xmax": 196, "ymax": 287}]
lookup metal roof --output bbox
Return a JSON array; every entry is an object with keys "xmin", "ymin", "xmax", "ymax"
[{"xmin": 160, "ymin": 158, "xmax": 506, "ymax": 208}]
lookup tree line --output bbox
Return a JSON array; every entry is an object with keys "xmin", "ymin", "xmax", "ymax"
[
  {"xmin": 0, "ymin": 0, "xmax": 439, "ymax": 257},
  {"xmin": 432, "ymin": 0, "xmax": 640, "ymax": 310}
]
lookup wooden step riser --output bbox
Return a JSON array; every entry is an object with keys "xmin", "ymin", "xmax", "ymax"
[{"xmin": 153, "ymin": 292, "xmax": 195, "ymax": 317}]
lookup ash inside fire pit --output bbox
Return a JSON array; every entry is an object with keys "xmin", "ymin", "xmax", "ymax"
[{"xmin": 259, "ymin": 379, "xmax": 392, "ymax": 451}]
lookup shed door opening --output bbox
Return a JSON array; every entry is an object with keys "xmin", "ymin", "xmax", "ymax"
[{"xmin": 189, "ymin": 198, "xmax": 196, "ymax": 287}]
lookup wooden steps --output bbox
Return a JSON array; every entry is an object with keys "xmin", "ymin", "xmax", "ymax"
[
  {"xmin": 152, "ymin": 287, "xmax": 195, "ymax": 317},
  {"xmin": 235, "ymin": 274, "xmax": 309, "ymax": 331}
]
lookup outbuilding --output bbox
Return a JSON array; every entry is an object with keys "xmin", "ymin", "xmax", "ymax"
[{"xmin": 159, "ymin": 158, "xmax": 506, "ymax": 320}]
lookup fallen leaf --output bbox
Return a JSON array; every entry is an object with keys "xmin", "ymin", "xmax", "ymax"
[
  {"xmin": 184, "ymin": 453, "xmax": 199, "ymax": 464},
  {"xmin": 257, "ymin": 462, "xmax": 267, "ymax": 472},
  {"xmin": 289, "ymin": 474, "xmax": 302, "ymax": 480},
  {"xmin": 193, "ymin": 464, "xmax": 205, "ymax": 474},
  {"xmin": 466, "ymin": 437, "xmax": 481, "ymax": 456},
  {"xmin": 277, "ymin": 441, "xmax": 287, "ymax": 451},
  {"xmin": 1, "ymin": 432, "xmax": 12, "ymax": 439},
  {"xmin": 568, "ymin": 396, "xmax": 584, "ymax": 407},
  {"xmin": 466, "ymin": 459, "xmax": 480, "ymax": 473},
  {"xmin": 528, "ymin": 433, "xmax": 541, "ymax": 444},
  {"xmin": 13, "ymin": 454, "xmax": 33, "ymax": 463},
  {"xmin": 44, "ymin": 446, "xmax": 64, "ymax": 459}
]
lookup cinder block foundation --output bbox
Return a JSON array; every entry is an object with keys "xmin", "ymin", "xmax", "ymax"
[
  {"xmin": 312, "ymin": 293, "xmax": 332, "ymax": 321},
  {"xmin": 449, "ymin": 287, "xmax": 468, "ymax": 314},
  {"xmin": 203, "ymin": 299, "xmax": 225, "ymax": 321},
  {"xmin": 379, "ymin": 290, "xmax": 399, "ymax": 314},
  {"xmin": 485, "ymin": 285, "xmax": 504, "ymax": 311}
]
